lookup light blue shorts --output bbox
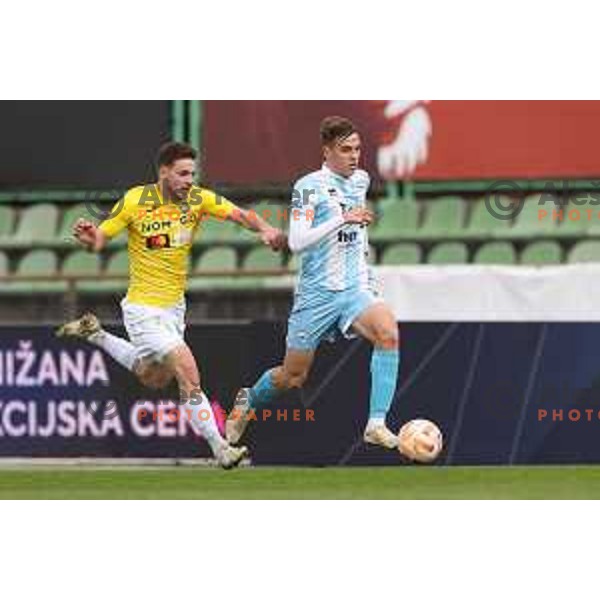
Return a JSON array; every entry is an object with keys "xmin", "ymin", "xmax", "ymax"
[{"xmin": 286, "ymin": 287, "xmax": 382, "ymax": 351}]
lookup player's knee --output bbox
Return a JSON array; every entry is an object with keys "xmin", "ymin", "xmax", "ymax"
[
  {"xmin": 139, "ymin": 373, "xmax": 168, "ymax": 390},
  {"xmin": 280, "ymin": 368, "xmax": 308, "ymax": 390},
  {"xmin": 137, "ymin": 365, "xmax": 173, "ymax": 390},
  {"xmin": 289, "ymin": 373, "xmax": 307, "ymax": 389}
]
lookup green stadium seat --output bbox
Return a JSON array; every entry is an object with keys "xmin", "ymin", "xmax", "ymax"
[
  {"xmin": 521, "ymin": 241, "xmax": 563, "ymax": 265},
  {"xmin": 473, "ymin": 242, "xmax": 517, "ymax": 265},
  {"xmin": 465, "ymin": 197, "xmax": 512, "ymax": 239},
  {"xmin": 381, "ymin": 243, "xmax": 422, "ymax": 265},
  {"xmin": 227, "ymin": 246, "xmax": 284, "ymax": 290},
  {"xmin": 585, "ymin": 222, "xmax": 600, "ymax": 238},
  {"xmin": 188, "ymin": 247, "xmax": 241, "ymax": 291},
  {"xmin": 196, "ymin": 214, "xmax": 229, "ymax": 242},
  {"xmin": 286, "ymin": 254, "xmax": 300, "ymax": 271},
  {"xmin": 219, "ymin": 219, "xmax": 257, "ymax": 244},
  {"xmin": 1, "ymin": 249, "xmax": 66, "ymax": 294},
  {"xmin": 568, "ymin": 241, "xmax": 600, "ymax": 264},
  {"xmin": 62, "ymin": 250, "xmax": 102, "ymax": 276},
  {"xmin": 12, "ymin": 204, "xmax": 60, "ymax": 247},
  {"xmin": 428, "ymin": 242, "xmax": 468, "ymax": 265},
  {"xmin": 222, "ymin": 201, "xmax": 285, "ymax": 244},
  {"xmin": 195, "ymin": 247, "xmax": 238, "ymax": 271},
  {"xmin": 369, "ymin": 200, "xmax": 419, "ymax": 242},
  {"xmin": 498, "ymin": 194, "xmax": 560, "ymax": 239},
  {"xmin": 0, "ymin": 206, "xmax": 16, "ymax": 243},
  {"xmin": 243, "ymin": 246, "xmax": 283, "ymax": 270},
  {"xmin": 57, "ymin": 204, "xmax": 128, "ymax": 248},
  {"xmin": 248, "ymin": 200, "xmax": 287, "ymax": 228},
  {"xmin": 105, "ymin": 250, "xmax": 129, "ymax": 274},
  {"xmin": 553, "ymin": 202, "xmax": 591, "ymax": 238},
  {"xmin": 418, "ymin": 196, "xmax": 465, "ymax": 239},
  {"xmin": 77, "ymin": 250, "xmax": 128, "ymax": 294},
  {"xmin": 56, "ymin": 204, "xmax": 89, "ymax": 245},
  {"xmin": 0, "ymin": 251, "xmax": 8, "ymax": 276}
]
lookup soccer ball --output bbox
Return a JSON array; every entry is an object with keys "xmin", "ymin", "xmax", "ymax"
[{"xmin": 398, "ymin": 419, "xmax": 443, "ymax": 463}]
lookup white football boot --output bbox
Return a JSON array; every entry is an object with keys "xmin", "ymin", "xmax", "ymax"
[
  {"xmin": 225, "ymin": 388, "xmax": 252, "ymax": 444},
  {"xmin": 363, "ymin": 422, "xmax": 399, "ymax": 450},
  {"xmin": 215, "ymin": 443, "xmax": 249, "ymax": 470}
]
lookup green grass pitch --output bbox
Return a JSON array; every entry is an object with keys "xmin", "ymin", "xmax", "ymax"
[{"xmin": 1, "ymin": 466, "xmax": 600, "ymax": 499}]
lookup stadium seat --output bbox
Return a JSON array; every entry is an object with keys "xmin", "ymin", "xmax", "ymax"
[
  {"xmin": 56, "ymin": 204, "xmax": 89, "ymax": 246},
  {"xmin": 286, "ymin": 254, "xmax": 300, "ymax": 271},
  {"xmin": 243, "ymin": 246, "xmax": 284, "ymax": 270},
  {"xmin": 220, "ymin": 220, "xmax": 257, "ymax": 244},
  {"xmin": 196, "ymin": 214, "xmax": 254, "ymax": 245},
  {"xmin": 248, "ymin": 200, "xmax": 287, "ymax": 228},
  {"xmin": 553, "ymin": 201, "xmax": 591, "ymax": 238},
  {"xmin": 11, "ymin": 204, "xmax": 60, "ymax": 247},
  {"xmin": 231, "ymin": 246, "xmax": 285, "ymax": 290},
  {"xmin": 77, "ymin": 250, "xmax": 128, "ymax": 293},
  {"xmin": 428, "ymin": 242, "xmax": 468, "ymax": 265},
  {"xmin": 105, "ymin": 250, "xmax": 129, "ymax": 274},
  {"xmin": 369, "ymin": 200, "xmax": 419, "ymax": 242},
  {"xmin": 0, "ymin": 206, "xmax": 16, "ymax": 243},
  {"xmin": 0, "ymin": 251, "xmax": 8, "ymax": 276},
  {"xmin": 464, "ymin": 197, "xmax": 512, "ymax": 239},
  {"xmin": 62, "ymin": 250, "xmax": 102, "ymax": 276},
  {"xmin": 1, "ymin": 249, "xmax": 66, "ymax": 294},
  {"xmin": 582, "ymin": 202, "xmax": 600, "ymax": 237},
  {"xmin": 568, "ymin": 241, "xmax": 600, "ymax": 264},
  {"xmin": 251, "ymin": 200, "xmax": 294, "ymax": 245},
  {"xmin": 381, "ymin": 243, "xmax": 422, "ymax": 265},
  {"xmin": 189, "ymin": 247, "xmax": 241, "ymax": 291},
  {"xmin": 195, "ymin": 247, "xmax": 238, "ymax": 271},
  {"xmin": 473, "ymin": 242, "xmax": 517, "ymax": 265},
  {"xmin": 521, "ymin": 241, "xmax": 563, "ymax": 265},
  {"xmin": 417, "ymin": 197, "xmax": 465, "ymax": 239},
  {"xmin": 498, "ymin": 194, "xmax": 560, "ymax": 239}
]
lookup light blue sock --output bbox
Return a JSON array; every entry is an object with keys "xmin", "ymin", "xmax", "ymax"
[
  {"xmin": 248, "ymin": 369, "xmax": 280, "ymax": 408},
  {"xmin": 369, "ymin": 348, "xmax": 400, "ymax": 420}
]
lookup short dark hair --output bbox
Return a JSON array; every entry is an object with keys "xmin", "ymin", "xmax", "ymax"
[
  {"xmin": 320, "ymin": 116, "xmax": 357, "ymax": 146},
  {"xmin": 157, "ymin": 142, "xmax": 197, "ymax": 167}
]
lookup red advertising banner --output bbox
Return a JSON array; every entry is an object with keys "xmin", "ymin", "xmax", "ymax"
[{"xmin": 202, "ymin": 101, "xmax": 600, "ymax": 185}]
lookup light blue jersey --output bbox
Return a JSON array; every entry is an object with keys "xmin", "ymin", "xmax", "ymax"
[
  {"xmin": 292, "ymin": 165, "xmax": 372, "ymax": 294},
  {"xmin": 286, "ymin": 165, "xmax": 382, "ymax": 351}
]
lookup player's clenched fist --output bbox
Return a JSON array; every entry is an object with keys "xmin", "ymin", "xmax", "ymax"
[
  {"xmin": 343, "ymin": 207, "xmax": 374, "ymax": 226},
  {"xmin": 261, "ymin": 227, "xmax": 288, "ymax": 251},
  {"xmin": 73, "ymin": 218, "xmax": 105, "ymax": 252}
]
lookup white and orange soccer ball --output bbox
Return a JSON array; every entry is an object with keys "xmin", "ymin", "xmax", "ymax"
[{"xmin": 398, "ymin": 419, "xmax": 443, "ymax": 463}]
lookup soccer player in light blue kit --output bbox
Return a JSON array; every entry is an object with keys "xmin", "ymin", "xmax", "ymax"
[{"xmin": 227, "ymin": 116, "xmax": 401, "ymax": 451}]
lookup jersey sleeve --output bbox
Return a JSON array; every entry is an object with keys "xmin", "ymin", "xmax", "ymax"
[
  {"xmin": 195, "ymin": 188, "xmax": 236, "ymax": 219},
  {"xmin": 98, "ymin": 191, "xmax": 136, "ymax": 239},
  {"xmin": 288, "ymin": 177, "xmax": 344, "ymax": 253}
]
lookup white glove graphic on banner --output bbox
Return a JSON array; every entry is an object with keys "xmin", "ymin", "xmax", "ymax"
[{"xmin": 377, "ymin": 100, "xmax": 432, "ymax": 180}]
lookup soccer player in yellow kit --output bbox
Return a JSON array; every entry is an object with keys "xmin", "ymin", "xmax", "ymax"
[{"xmin": 57, "ymin": 142, "xmax": 285, "ymax": 469}]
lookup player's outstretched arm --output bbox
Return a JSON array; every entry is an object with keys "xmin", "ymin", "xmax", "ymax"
[
  {"xmin": 288, "ymin": 207, "xmax": 374, "ymax": 253},
  {"xmin": 73, "ymin": 218, "xmax": 108, "ymax": 252},
  {"xmin": 229, "ymin": 208, "xmax": 287, "ymax": 251}
]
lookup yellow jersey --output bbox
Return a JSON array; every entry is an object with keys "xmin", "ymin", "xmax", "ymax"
[{"xmin": 99, "ymin": 184, "xmax": 236, "ymax": 308}]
